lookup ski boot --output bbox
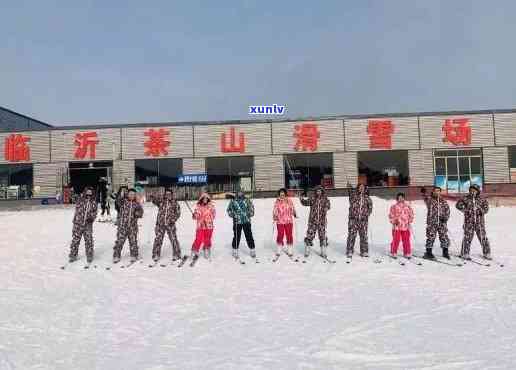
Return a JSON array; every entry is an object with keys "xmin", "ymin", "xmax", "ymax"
[
  {"xmin": 483, "ymin": 253, "xmax": 492, "ymax": 260},
  {"xmin": 113, "ymin": 256, "xmax": 121, "ymax": 264},
  {"xmin": 68, "ymin": 255, "xmax": 78, "ymax": 263},
  {"xmin": 304, "ymin": 244, "xmax": 311, "ymax": 258},
  {"xmin": 460, "ymin": 253, "xmax": 471, "ymax": 261},
  {"xmin": 86, "ymin": 255, "xmax": 94, "ymax": 264},
  {"xmin": 152, "ymin": 255, "xmax": 160, "ymax": 263},
  {"xmin": 250, "ymin": 249, "xmax": 256, "ymax": 258},
  {"xmin": 232, "ymin": 248, "xmax": 239, "ymax": 259},
  {"xmin": 320, "ymin": 245, "xmax": 327, "ymax": 259},
  {"xmin": 203, "ymin": 248, "xmax": 211, "ymax": 260},
  {"xmin": 442, "ymin": 248, "xmax": 450, "ymax": 260},
  {"xmin": 286, "ymin": 245, "xmax": 294, "ymax": 257},
  {"xmin": 360, "ymin": 251, "xmax": 369, "ymax": 258},
  {"xmin": 130, "ymin": 256, "xmax": 138, "ymax": 263},
  {"xmin": 423, "ymin": 248, "xmax": 436, "ymax": 260}
]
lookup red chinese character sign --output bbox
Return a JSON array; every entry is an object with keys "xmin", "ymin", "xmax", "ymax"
[
  {"xmin": 367, "ymin": 120, "xmax": 394, "ymax": 149},
  {"xmin": 221, "ymin": 127, "xmax": 246, "ymax": 153},
  {"xmin": 4, "ymin": 134, "xmax": 31, "ymax": 162},
  {"xmin": 74, "ymin": 132, "xmax": 99, "ymax": 159},
  {"xmin": 144, "ymin": 128, "xmax": 170, "ymax": 157},
  {"xmin": 442, "ymin": 118, "xmax": 471, "ymax": 146},
  {"xmin": 293, "ymin": 123, "xmax": 320, "ymax": 152}
]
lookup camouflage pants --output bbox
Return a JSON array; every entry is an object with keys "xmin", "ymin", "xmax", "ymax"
[
  {"xmin": 152, "ymin": 225, "xmax": 181, "ymax": 259},
  {"xmin": 304, "ymin": 222, "xmax": 327, "ymax": 246},
  {"xmin": 461, "ymin": 223, "xmax": 490, "ymax": 256},
  {"xmin": 425, "ymin": 223, "xmax": 450, "ymax": 249},
  {"xmin": 113, "ymin": 225, "xmax": 139, "ymax": 258},
  {"xmin": 346, "ymin": 218, "xmax": 368, "ymax": 254},
  {"xmin": 69, "ymin": 223, "xmax": 94, "ymax": 259}
]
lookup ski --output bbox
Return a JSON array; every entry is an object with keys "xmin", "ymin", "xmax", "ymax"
[
  {"xmin": 121, "ymin": 259, "xmax": 138, "ymax": 269},
  {"xmin": 415, "ymin": 254, "xmax": 461, "ymax": 267},
  {"xmin": 468, "ymin": 257, "xmax": 490, "ymax": 267},
  {"xmin": 177, "ymin": 255, "xmax": 189, "ymax": 268},
  {"xmin": 272, "ymin": 253, "xmax": 281, "ymax": 263},
  {"xmin": 148, "ymin": 261, "xmax": 159, "ymax": 268},
  {"xmin": 313, "ymin": 251, "xmax": 336, "ymax": 264},
  {"xmin": 83, "ymin": 263, "xmax": 97, "ymax": 269},
  {"xmin": 476, "ymin": 254, "xmax": 504, "ymax": 267},
  {"xmin": 189, "ymin": 255, "xmax": 199, "ymax": 267},
  {"xmin": 283, "ymin": 250, "xmax": 300, "ymax": 262},
  {"xmin": 234, "ymin": 256, "xmax": 246, "ymax": 265},
  {"xmin": 406, "ymin": 257, "xmax": 423, "ymax": 266},
  {"xmin": 60, "ymin": 258, "xmax": 79, "ymax": 270}
]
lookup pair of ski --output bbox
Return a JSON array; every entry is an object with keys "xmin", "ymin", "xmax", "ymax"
[
  {"xmin": 452, "ymin": 254, "xmax": 504, "ymax": 268},
  {"xmin": 233, "ymin": 255, "xmax": 260, "ymax": 265},
  {"xmin": 60, "ymin": 259, "xmax": 98, "ymax": 270},
  {"xmin": 147, "ymin": 256, "xmax": 187, "ymax": 268},
  {"xmin": 272, "ymin": 250, "xmax": 336, "ymax": 264},
  {"xmin": 385, "ymin": 254, "xmax": 423, "ymax": 266}
]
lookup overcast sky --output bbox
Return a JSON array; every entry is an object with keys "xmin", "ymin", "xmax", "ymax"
[{"xmin": 2, "ymin": 1, "xmax": 516, "ymax": 126}]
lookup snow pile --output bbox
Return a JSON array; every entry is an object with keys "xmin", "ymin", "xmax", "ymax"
[{"xmin": 0, "ymin": 197, "xmax": 515, "ymax": 370}]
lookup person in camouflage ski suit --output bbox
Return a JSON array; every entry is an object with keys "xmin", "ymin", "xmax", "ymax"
[
  {"xmin": 300, "ymin": 185, "xmax": 331, "ymax": 258},
  {"xmin": 227, "ymin": 191, "xmax": 256, "ymax": 258},
  {"xmin": 112, "ymin": 188, "xmax": 144, "ymax": 263},
  {"xmin": 456, "ymin": 184, "xmax": 491, "ymax": 260},
  {"xmin": 421, "ymin": 186, "xmax": 451, "ymax": 259},
  {"xmin": 150, "ymin": 188, "xmax": 181, "ymax": 262},
  {"xmin": 346, "ymin": 183, "xmax": 373, "ymax": 257},
  {"xmin": 69, "ymin": 186, "xmax": 98, "ymax": 263}
]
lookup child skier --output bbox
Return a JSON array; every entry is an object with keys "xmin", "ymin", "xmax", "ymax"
[
  {"xmin": 421, "ymin": 186, "xmax": 451, "ymax": 259},
  {"xmin": 456, "ymin": 184, "xmax": 491, "ymax": 260},
  {"xmin": 112, "ymin": 188, "xmax": 144, "ymax": 263},
  {"xmin": 300, "ymin": 185, "xmax": 331, "ymax": 258},
  {"xmin": 388, "ymin": 192, "xmax": 414, "ymax": 258},
  {"xmin": 150, "ymin": 188, "xmax": 182, "ymax": 262},
  {"xmin": 68, "ymin": 186, "xmax": 98, "ymax": 263},
  {"xmin": 272, "ymin": 188, "xmax": 297, "ymax": 257},
  {"xmin": 191, "ymin": 193, "xmax": 216, "ymax": 264},
  {"xmin": 346, "ymin": 183, "xmax": 373, "ymax": 258},
  {"xmin": 227, "ymin": 190, "xmax": 256, "ymax": 259}
]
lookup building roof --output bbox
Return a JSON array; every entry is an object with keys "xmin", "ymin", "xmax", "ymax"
[{"xmin": 0, "ymin": 105, "xmax": 53, "ymax": 132}]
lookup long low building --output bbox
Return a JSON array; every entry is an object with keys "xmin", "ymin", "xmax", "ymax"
[{"xmin": 1, "ymin": 106, "xmax": 516, "ymax": 199}]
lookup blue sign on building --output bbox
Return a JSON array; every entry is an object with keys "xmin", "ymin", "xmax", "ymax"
[{"xmin": 178, "ymin": 174, "xmax": 208, "ymax": 184}]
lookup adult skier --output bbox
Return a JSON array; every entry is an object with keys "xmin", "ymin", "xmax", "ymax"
[
  {"xmin": 191, "ymin": 193, "xmax": 216, "ymax": 264},
  {"xmin": 97, "ymin": 177, "xmax": 111, "ymax": 222},
  {"xmin": 227, "ymin": 190, "xmax": 256, "ymax": 259},
  {"xmin": 272, "ymin": 188, "xmax": 297, "ymax": 257},
  {"xmin": 112, "ymin": 188, "xmax": 144, "ymax": 263},
  {"xmin": 388, "ymin": 192, "xmax": 414, "ymax": 258},
  {"xmin": 421, "ymin": 186, "xmax": 451, "ymax": 259},
  {"xmin": 68, "ymin": 186, "xmax": 98, "ymax": 263},
  {"xmin": 300, "ymin": 185, "xmax": 331, "ymax": 258},
  {"xmin": 456, "ymin": 184, "xmax": 491, "ymax": 260},
  {"xmin": 345, "ymin": 182, "xmax": 373, "ymax": 258},
  {"xmin": 150, "ymin": 188, "xmax": 182, "ymax": 262}
]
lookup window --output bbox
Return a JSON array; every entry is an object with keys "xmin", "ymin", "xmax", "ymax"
[
  {"xmin": 509, "ymin": 146, "xmax": 516, "ymax": 182},
  {"xmin": 284, "ymin": 153, "xmax": 333, "ymax": 189},
  {"xmin": 0, "ymin": 164, "xmax": 33, "ymax": 199},
  {"xmin": 135, "ymin": 159, "xmax": 182, "ymax": 186},
  {"xmin": 433, "ymin": 149, "xmax": 483, "ymax": 193},
  {"xmin": 357, "ymin": 151, "xmax": 409, "ymax": 187},
  {"xmin": 206, "ymin": 156, "xmax": 254, "ymax": 192}
]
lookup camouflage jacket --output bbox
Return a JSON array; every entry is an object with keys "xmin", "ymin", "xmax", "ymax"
[
  {"xmin": 152, "ymin": 197, "xmax": 181, "ymax": 227},
  {"xmin": 72, "ymin": 195, "xmax": 98, "ymax": 226},
  {"xmin": 117, "ymin": 198, "xmax": 144, "ymax": 227},
  {"xmin": 348, "ymin": 187, "xmax": 373, "ymax": 220},
  {"xmin": 456, "ymin": 194, "xmax": 489, "ymax": 225},
  {"xmin": 423, "ymin": 194, "xmax": 450, "ymax": 225}
]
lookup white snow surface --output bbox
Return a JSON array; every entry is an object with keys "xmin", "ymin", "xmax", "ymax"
[{"xmin": 1, "ymin": 197, "xmax": 515, "ymax": 370}]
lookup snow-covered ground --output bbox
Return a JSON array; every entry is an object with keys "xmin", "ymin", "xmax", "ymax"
[{"xmin": 1, "ymin": 197, "xmax": 515, "ymax": 370}]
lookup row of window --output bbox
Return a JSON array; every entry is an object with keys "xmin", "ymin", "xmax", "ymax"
[{"xmin": 3, "ymin": 147, "xmax": 516, "ymax": 199}]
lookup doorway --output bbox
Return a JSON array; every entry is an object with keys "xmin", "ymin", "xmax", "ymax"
[{"xmin": 69, "ymin": 161, "xmax": 113, "ymax": 195}]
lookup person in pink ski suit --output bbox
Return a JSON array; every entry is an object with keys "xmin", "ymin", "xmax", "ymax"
[
  {"xmin": 389, "ymin": 192, "xmax": 415, "ymax": 258},
  {"xmin": 191, "ymin": 193, "xmax": 216, "ymax": 259},
  {"xmin": 272, "ymin": 188, "xmax": 297, "ymax": 256}
]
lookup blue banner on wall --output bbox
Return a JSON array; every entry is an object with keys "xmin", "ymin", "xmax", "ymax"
[{"xmin": 178, "ymin": 174, "xmax": 208, "ymax": 184}]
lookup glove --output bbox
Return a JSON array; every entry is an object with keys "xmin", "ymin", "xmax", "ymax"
[
  {"xmin": 439, "ymin": 217, "xmax": 446, "ymax": 224},
  {"xmin": 86, "ymin": 217, "xmax": 95, "ymax": 223}
]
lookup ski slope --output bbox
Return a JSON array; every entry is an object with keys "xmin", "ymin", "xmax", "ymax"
[{"xmin": 1, "ymin": 197, "xmax": 515, "ymax": 370}]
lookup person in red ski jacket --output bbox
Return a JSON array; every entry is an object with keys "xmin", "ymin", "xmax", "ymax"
[
  {"xmin": 191, "ymin": 193, "xmax": 216, "ymax": 262},
  {"xmin": 389, "ymin": 192, "xmax": 415, "ymax": 258},
  {"xmin": 272, "ymin": 188, "xmax": 297, "ymax": 257}
]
